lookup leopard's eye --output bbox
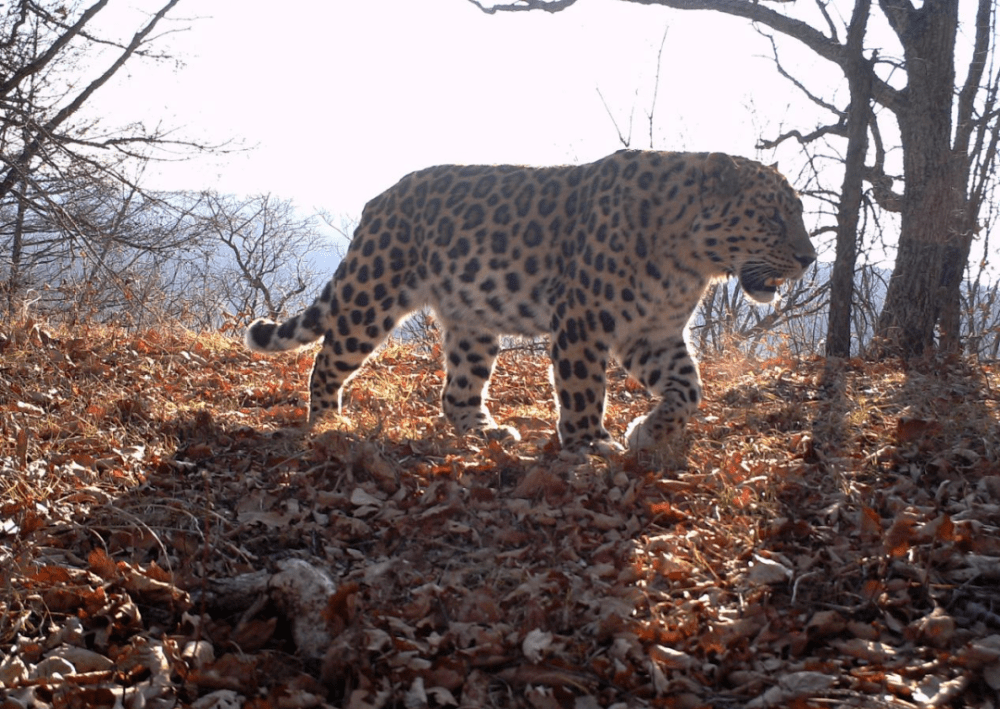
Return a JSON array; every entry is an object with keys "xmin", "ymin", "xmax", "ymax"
[{"xmin": 762, "ymin": 207, "xmax": 785, "ymax": 231}]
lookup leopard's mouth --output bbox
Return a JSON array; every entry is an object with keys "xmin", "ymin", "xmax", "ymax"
[{"xmin": 738, "ymin": 266, "xmax": 785, "ymax": 303}]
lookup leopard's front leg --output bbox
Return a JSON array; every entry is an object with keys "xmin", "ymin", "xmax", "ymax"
[
  {"xmin": 619, "ymin": 335, "xmax": 702, "ymax": 451},
  {"xmin": 549, "ymin": 313, "xmax": 620, "ymax": 454},
  {"xmin": 440, "ymin": 326, "xmax": 520, "ymax": 442}
]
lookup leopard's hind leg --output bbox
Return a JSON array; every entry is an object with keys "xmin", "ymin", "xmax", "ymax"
[
  {"xmin": 439, "ymin": 325, "xmax": 519, "ymax": 442},
  {"xmin": 304, "ymin": 280, "xmax": 418, "ymax": 423}
]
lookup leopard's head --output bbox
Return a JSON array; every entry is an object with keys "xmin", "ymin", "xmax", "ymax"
[{"xmin": 696, "ymin": 153, "xmax": 817, "ymax": 303}]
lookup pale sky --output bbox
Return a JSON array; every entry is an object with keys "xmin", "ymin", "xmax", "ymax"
[{"xmin": 86, "ymin": 0, "xmax": 836, "ymax": 227}]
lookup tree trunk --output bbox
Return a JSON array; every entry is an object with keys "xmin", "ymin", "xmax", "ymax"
[
  {"xmin": 7, "ymin": 181, "xmax": 27, "ymax": 315},
  {"xmin": 936, "ymin": 219, "xmax": 974, "ymax": 353},
  {"xmin": 873, "ymin": 0, "xmax": 970, "ymax": 358},
  {"xmin": 826, "ymin": 0, "xmax": 871, "ymax": 358},
  {"xmin": 471, "ymin": 0, "xmax": 999, "ymax": 361}
]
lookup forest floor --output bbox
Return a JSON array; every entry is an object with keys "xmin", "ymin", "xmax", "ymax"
[{"xmin": 1, "ymin": 319, "xmax": 999, "ymax": 709}]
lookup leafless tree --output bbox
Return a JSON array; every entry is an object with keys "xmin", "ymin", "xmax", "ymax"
[
  {"xmin": 2, "ymin": 175, "xmax": 214, "ymax": 326},
  {"xmin": 823, "ymin": 0, "xmax": 871, "ymax": 357},
  {"xmin": 195, "ymin": 192, "xmax": 328, "ymax": 328},
  {"xmin": 1, "ymin": 0, "xmax": 221, "ymax": 317},
  {"xmin": 469, "ymin": 0, "xmax": 1000, "ymax": 360}
]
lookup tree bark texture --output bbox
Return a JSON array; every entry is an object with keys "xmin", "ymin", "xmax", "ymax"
[
  {"xmin": 872, "ymin": 0, "xmax": 966, "ymax": 357},
  {"xmin": 826, "ymin": 0, "xmax": 872, "ymax": 359}
]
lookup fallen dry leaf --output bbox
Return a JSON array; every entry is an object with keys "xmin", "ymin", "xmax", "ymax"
[{"xmin": 1, "ymin": 320, "xmax": 998, "ymax": 707}]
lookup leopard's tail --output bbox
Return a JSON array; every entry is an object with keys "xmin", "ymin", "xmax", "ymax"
[{"xmin": 245, "ymin": 305, "xmax": 325, "ymax": 353}]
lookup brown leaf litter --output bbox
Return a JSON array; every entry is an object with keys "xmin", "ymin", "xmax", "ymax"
[{"xmin": 2, "ymin": 319, "xmax": 999, "ymax": 708}]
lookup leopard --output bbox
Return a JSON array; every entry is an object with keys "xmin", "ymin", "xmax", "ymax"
[{"xmin": 245, "ymin": 150, "xmax": 816, "ymax": 454}]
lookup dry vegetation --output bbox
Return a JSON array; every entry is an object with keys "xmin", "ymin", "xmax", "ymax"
[{"xmin": 1, "ymin": 319, "xmax": 999, "ymax": 709}]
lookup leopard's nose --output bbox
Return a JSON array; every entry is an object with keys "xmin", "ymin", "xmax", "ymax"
[
  {"xmin": 795, "ymin": 240, "xmax": 817, "ymax": 268},
  {"xmin": 795, "ymin": 252, "xmax": 816, "ymax": 268}
]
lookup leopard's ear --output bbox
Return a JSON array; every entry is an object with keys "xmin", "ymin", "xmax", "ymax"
[{"xmin": 703, "ymin": 152, "xmax": 741, "ymax": 197}]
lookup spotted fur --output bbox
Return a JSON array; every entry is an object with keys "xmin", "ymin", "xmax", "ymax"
[{"xmin": 246, "ymin": 150, "xmax": 816, "ymax": 453}]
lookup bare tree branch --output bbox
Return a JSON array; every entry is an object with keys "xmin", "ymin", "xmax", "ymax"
[
  {"xmin": 0, "ymin": 0, "xmax": 109, "ymax": 98},
  {"xmin": 0, "ymin": 1, "xmax": 30, "ymax": 52},
  {"xmin": 0, "ymin": 0, "xmax": 182, "ymax": 201},
  {"xmin": 466, "ymin": 0, "xmax": 581, "ymax": 13},
  {"xmin": 474, "ymin": 0, "xmax": 908, "ymax": 116},
  {"xmin": 760, "ymin": 32, "xmax": 842, "ymax": 115},
  {"xmin": 596, "ymin": 86, "xmax": 633, "ymax": 148},
  {"xmin": 645, "ymin": 25, "xmax": 670, "ymax": 149},
  {"xmin": 757, "ymin": 124, "xmax": 845, "ymax": 151},
  {"xmin": 473, "ymin": 0, "xmax": 1000, "ymax": 358},
  {"xmin": 625, "ymin": 0, "xmax": 843, "ymax": 60},
  {"xmin": 863, "ymin": 167, "xmax": 903, "ymax": 213},
  {"xmin": 956, "ymin": 0, "xmax": 998, "ymax": 215},
  {"xmin": 813, "ymin": 0, "xmax": 840, "ymax": 43}
]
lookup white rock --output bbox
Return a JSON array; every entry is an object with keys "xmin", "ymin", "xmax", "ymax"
[
  {"xmin": 649, "ymin": 644, "xmax": 695, "ymax": 670},
  {"xmin": 522, "ymin": 628, "xmax": 553, "ymax": 663},
  {"xmin": 45, "ymin": 645, "xmax": 114, "ymax": 673},
  {"xmin": 269, "ymin": 559, "xmax": 339, "ymax": 659},
  {"xmin": 350, "ymin": 488, "xmax": 383, "ymax": 507},
  {"xmin": 182, "ymin": 640, "xmax": 215, "ymax": 670},
  {"xmin": 33, "ymin": 655, "xmax": 75, "ymax": 678},
  {"xmin": 747, "ymin": 554, "xmax": 793, "ymax": 585},
  {"xmin": 190, "ymin": 689, "xmax": 244, "ymax": 709},
  {"xmin": 748, "ymin": 671, "xmax": 836, "ymax": 708}
]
